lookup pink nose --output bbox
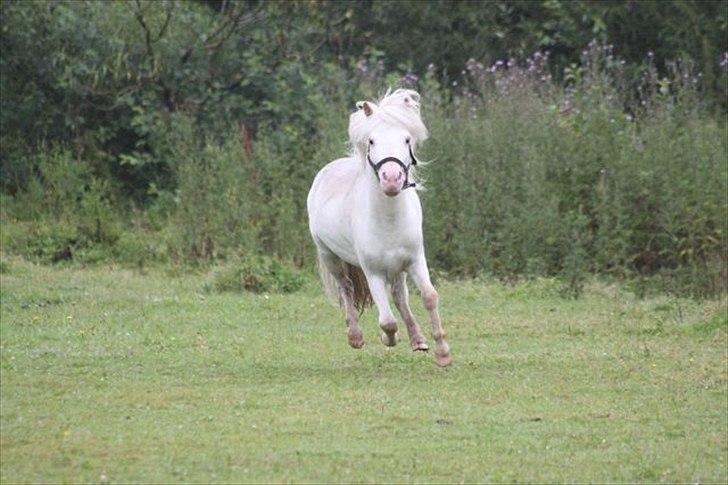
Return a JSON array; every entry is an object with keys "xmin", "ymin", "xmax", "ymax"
[
  {"xmin": 379, "ymin": 163, "xmax": 405, "ymax": 196},
  {"xmin": 379, "ymin": 162, "xmax": 404, "ymax": 183},
  {"xmin": 381, "ymin": 169, "xmax": 403, "ymax": 183}
]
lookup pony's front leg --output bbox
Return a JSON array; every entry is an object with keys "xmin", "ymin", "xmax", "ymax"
[
  {"xmin": 408, "ymin": 258, "xmax": 452, "ymax": 367},
  {"xmin": 392, "ymin": 272, "xmax": 429, "ymax": 351},
  {"xmin": 364, "ymin": 272, "xmax": 399, "ymax": 347}
]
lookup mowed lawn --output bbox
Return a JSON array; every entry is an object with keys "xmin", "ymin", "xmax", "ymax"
[{"xmin": 0, "ymin": 260, "xmax": 726, "ymax": 483}]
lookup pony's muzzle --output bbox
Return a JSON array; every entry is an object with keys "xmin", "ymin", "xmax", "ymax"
[{"xmin": 379, "ymin": 162, "xmax": 405, "ymax": 196}]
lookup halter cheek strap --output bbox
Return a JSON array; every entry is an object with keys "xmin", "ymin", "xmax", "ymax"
[{"xmin": 367, "ymin": 145, "xmax": 419, "ymax": 190}]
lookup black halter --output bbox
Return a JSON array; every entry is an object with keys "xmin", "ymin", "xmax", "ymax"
[{"xmin": 367, "ymin": 144, "xmax": 420, "ymax": 190}]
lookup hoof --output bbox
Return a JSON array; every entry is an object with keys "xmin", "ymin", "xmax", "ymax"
[
  {"xmin": 348, "ymin": 331, "xmax": 364, "ymax": 349},
  {"xmin": 434, "ymin": 340, "xmax": 451, "ymax": 366},
  {"xmin": 380, "ymin": 331, "xmax": 398, "ymax": 347},
  {"xmin": 435, "ymin": 351, "xmax": 452, "ymax": 367},
  {"xmin": 411, "ymin": 340, "xmax": 429, "ymax": 352}
]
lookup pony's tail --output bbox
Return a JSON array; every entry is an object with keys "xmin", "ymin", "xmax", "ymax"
[
  {"xmin": 317, "ymin": 256, "xmax": 373, "ymax": 313},
  {"xmin": 345, "ymin": 263, "xmax": 374, "ymax": 313}
]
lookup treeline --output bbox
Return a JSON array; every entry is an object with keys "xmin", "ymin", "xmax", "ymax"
[{"xmin": 1, "ymin": 1, "xmax": 726, "ymax": 296}]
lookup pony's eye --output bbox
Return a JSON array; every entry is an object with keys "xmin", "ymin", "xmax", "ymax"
[
  {"xmin": 405, "ymin": 137, "xmax": 411, "ymax": 144},
  {"xmin": 369, "ymin": 139, "xmax": 374, "ymax": 145}
]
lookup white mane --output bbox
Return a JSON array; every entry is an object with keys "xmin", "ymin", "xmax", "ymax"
[{"xmin": 348, "ymin": 89, "xmax": 428, "ymax": 159}]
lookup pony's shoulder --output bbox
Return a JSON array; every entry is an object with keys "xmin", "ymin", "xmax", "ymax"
[
  {"xmin": 308, "ymin": 156, "xmax": 361, "ymax": 215},
  {"xmin": 318, "ymin": 156, "xmax": 358, "ymax": 177},
  {"xmin": 311, "ymin": 157, "xmax": 359, "ymax": 192}
]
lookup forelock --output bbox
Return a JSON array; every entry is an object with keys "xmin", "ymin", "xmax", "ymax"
[{"xmin": 348, "ymin": 89, "xmax": 428, "ymax": 151}]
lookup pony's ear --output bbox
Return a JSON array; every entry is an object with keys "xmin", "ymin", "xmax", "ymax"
[{"xmin": 361, "ymin": 101, "xmax": 374, "ymax": 117}]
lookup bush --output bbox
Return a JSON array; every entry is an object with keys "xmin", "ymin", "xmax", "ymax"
[
  {"xmin": 3, "ymin": 220, "xmax": 79, "ymax": 263},
  {"xmin": 165, "ymin": 121, "xmax": 258, "ymax": 262},
  {"xmin": 418, "ymin": 46, "xmax": 726, "ymax": 296},
  {"xmin": 1, "ymin": 42, "xmax": 724, "ymax": 297},
  {"xmin": 0, "ymin": 147, "xmax": 125, "ymax": 264},
  {"xmin": 212, "ymin": 255, "xmax": 306, "ymax": 294},
  {"xmin": 111, "ymin": 231, "xmax": 168, "ymax": 267}
]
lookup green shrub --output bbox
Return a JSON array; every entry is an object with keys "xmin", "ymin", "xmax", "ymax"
[
  {"xmin": 110, "ymin": 231, "xmax": 167, "ymax": 267},
  {"xmin": 77, "ymin": 179, "xmax": 121, "ymax": 245},
  {"xmin": 418, "ymin": 46, "xmax": 726, "ymax": 296},
  {"xmin": 0, "ymin": 146, "xmax": 125, "ymax": 264},
  {"xmin": 212, "ymin": 255, "xmax": 306, "ymax": 294},
  {"xmin": 3, "ymin": 220, "xmax": 79, "ymax": 263},
  {"xmin": 1, "ymin": 40, "xmax": 724, "ymax": 297}
]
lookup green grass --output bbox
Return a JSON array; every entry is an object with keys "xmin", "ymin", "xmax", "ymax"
[{"xmin": 1, "ymin": 259, "xmax": 726, "ymax": 483}]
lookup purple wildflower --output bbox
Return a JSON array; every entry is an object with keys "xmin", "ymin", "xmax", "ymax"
[{"xmin": 400, "ymin": 72, "xmax": 419, "ymax": 86}]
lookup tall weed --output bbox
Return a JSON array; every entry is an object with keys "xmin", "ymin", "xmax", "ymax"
[{"xmin": 420, "ymin": 45, "xmax": 726, "ymax": 296}]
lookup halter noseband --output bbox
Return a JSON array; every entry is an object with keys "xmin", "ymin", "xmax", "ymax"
[{"xmin": 367, "ymin": 144, "xmax": 420, "ymax": 190}]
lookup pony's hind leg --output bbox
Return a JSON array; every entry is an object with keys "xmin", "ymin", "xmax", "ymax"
[
  {"xmin": 319, "ymin": 251, "xmax": 364, "ymax": 349},
  {"xmin": 392, "ymin": 272, "xmax": 429, "ymax": 351},
  {"xmin": 408, "ymin": 258, "xmax": 452, "ymax": 367},
  {"xmin": 364, "ymin": 272, "xmax": 399, "ymax": 347},
  {"xmin": 340, "ymin": 280, "xmax": 365, "ymax": 349}
]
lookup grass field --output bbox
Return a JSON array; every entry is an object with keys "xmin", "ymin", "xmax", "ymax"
[{"xmin": 1, "ymin": 259, "xmax": 726, "ymax": 483}]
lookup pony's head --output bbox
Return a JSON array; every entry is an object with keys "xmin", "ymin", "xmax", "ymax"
[{"xmin": 348, "ymin": 89, "xmax": 428, "ymax": 197}]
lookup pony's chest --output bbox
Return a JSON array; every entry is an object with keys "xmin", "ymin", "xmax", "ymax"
[
  {"xmin": 357, "ymin": 229, "xmax": 420, "ymax": 270},
  {"xmin": 350, "ymin": 192, "xmax": 423, "ymax": 271}
]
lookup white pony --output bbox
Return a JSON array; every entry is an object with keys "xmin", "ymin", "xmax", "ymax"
[{"xmin": 307, "ymin": 89, "xmax": 451, "ymax": 366}]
